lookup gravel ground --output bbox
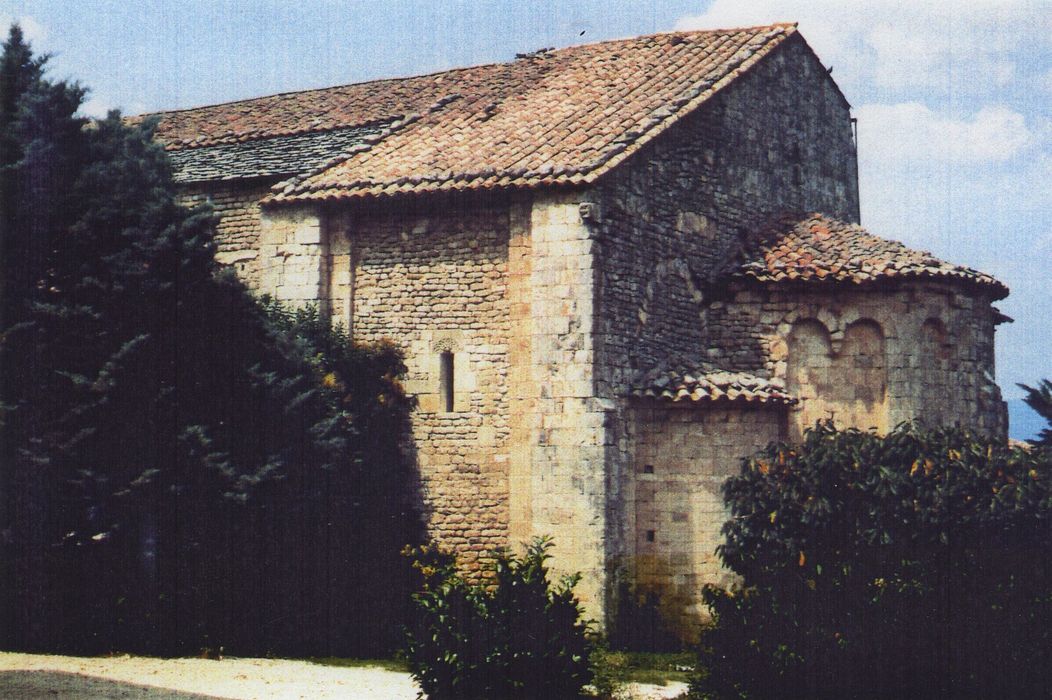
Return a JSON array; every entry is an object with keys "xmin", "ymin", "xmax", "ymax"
[{"xmin": 0, "ymin": 652, "xmax": 688, "ymax": 699}]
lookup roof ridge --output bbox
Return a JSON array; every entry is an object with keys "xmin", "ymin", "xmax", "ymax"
[
  {"xmin": 137, "ymin": 65, "xmax": 503, "ymax": 119},
  {"xmin": 135, "ymin": 23, "xmax": 797, "ymax": 119}
]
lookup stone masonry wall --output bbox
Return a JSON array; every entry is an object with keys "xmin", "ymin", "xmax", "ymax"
[
  {"xmin": 178, "ymin": 181, "xmax": 277, "ymax": 288},
  {"xmin": 705, "ymin": 281, "xmax": 1007, "ymax": 440},
  {"xmin": 786, "ymin": 317, "xmax": 889, "ymax": 436},
  {"xmin": 590, "ymin": 33, "xmax": 860, "ymax": 622},
  {"xmin": 518, "ymin": 191, "xmax": 611, "ymax": 613},
  {"xmin": 243, "ymin": 192, "xmax": 617, "ymax": 617},
  {"xmin": 257, "ymin": 205, "xmax": 328, "ymax": 307},
  {"xmin": 325, "ymin": 202, "xmax": 514, "ymax": 574},
  {"xmin": 592, "ymin": 34, "xmax": 858, "ymax": 391},
  {"xmin": 619, "ymin": 280, "xmax": 1005, "ymax": 644},
  {"xmin": 626, "ymin": 403, "xmax": 786, "ymax": 641}
]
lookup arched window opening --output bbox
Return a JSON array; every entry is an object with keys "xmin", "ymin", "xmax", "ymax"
[{"xmin": 440, "ymin": 351, "xmax": 455, "ymax": 412}]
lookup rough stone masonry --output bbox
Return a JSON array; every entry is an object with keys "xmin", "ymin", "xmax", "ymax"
[{"xmin": 158, "ymin": 24, "xmax": 1008, "ymax": 641}]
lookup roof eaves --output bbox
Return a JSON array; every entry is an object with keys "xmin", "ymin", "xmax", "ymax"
[
  {"xmin": 263, "ymin": 24, "xmax": 797, "ymax": 206},
  {"xmin": 736, "ymin": 269, "xmax": 1009, "ymax": 300}
]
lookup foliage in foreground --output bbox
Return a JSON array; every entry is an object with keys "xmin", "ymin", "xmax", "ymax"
[
  {"xmin": 1019, "ymin": 378, "xmax": 1052, "ymax": 446},
  {"xmin": 0, "ymin": 24, "xmax": 418, "ymax": 655},
  {"xmin": 404, "ymin": 538, "xmax": 593, "ymax": 699},
  {"xmin": 691, "ymin": 423, "xmax": 1052, "ymax": 700}
]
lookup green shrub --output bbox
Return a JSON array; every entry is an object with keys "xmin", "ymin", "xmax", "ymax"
[
  {"xmin": 1019, "ymin": 378, "xmax": 1052, "ymax": 446},
  {"xmin": 691, "ymin": 423, "xmax": 1052, "ymax": 700},
  {"xmin": 589, "ymin": 642, "xmax": 629, "ymax": 700},
  {"xmin": 404, "ymin": 537, "xmax": 594, "ymax": 699}
]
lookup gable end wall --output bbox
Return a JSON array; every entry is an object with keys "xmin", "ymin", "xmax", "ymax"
[
  {"xmin": 590, "ymin": 35, "xmax": 859, "ymax": 616},
  {"xmin": 593, "ymin": 34, "xmax": 859, "ymax": 389}
]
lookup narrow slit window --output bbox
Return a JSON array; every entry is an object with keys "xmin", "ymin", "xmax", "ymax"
[{"xmin": 440, "ymin": 351, "xmax": 455, "ymax": 412}]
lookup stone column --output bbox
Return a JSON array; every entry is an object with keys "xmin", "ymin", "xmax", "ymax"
[
  {"xmin": 525, "ymin": 191, "xmax": 610, "ymax": 619},
  {"xmin": 507, "ymin": 201, "xmax": 535, "ymax": 546}
]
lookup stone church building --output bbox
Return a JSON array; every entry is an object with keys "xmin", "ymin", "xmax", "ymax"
[{"xmin": 146, "ymin": 24, "xmax": 1009, "ymax": 639}]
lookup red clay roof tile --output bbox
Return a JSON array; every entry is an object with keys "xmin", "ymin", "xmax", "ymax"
[
  {"xmin": 631, "ymin": 366, "xmax": 797, "ymax": 405},
  {"xmin": 737, "ymin": 213, "xmax": 1008, "ymax": 298},
  {"xmin": 142, "ymin": 24, "xmax": 798, "ymax": 200}
]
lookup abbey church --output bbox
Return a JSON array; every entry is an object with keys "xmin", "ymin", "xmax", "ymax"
[{"xmin": 144, "ymin": 24, "xmax": 1008, "ymax": 639}]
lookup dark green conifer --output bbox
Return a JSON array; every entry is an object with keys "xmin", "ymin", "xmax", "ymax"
[{"xmin": 0, "ymin": 24, "xmax": 417, "ymax": 655}]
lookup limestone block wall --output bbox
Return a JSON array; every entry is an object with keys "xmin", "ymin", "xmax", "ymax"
[
  {"xmin": 519, "ymin": 191, "xmax": 612, "ymax": 613},
  {"xmin": 325, "ymin": 202, "xmax": 514, "ymax": 573},
  {"xmin": 787, "ymin": 318, "xmax": 889, "ymax": 436},
  {"xmin": 626, "ymin": 403, "xmax": 786, "ymax": 641},
  {"xmin": 178, "ymin": 180, "xmax": 278, "ymax": 287},
  {"xmin": 590, "ymin": 33, "xmax": 860, "ymax": 617},
  {"xmin": 255, "ymin": 193, "xmax": 617, "ymax": 616},
  {"xmin": 705, "ymin": 282, "xmax": 1007, "ymax": 438},
  {"xmin": 506, "ymin": 203, "xmax": 534, "ymax": 546},
  {"xmin": 257, "ymin": 205, "xmax": 328, "ymax": 307}
]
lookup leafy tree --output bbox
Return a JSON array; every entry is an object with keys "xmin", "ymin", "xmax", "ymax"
[
  {"xmin": 691, "ymin": 423, "xmax": 1052, "ymax": 700},
  {"xmin": 0, "ymin": 24, "xmax": 418, "ymax": 655},
  {"xmin": 1019, "ymin": 379, "xmax": 1052, "ymax": 447}
]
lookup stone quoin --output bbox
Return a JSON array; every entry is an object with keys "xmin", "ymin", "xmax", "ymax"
[{"xmin": 141, "ymin": 24, "xmax": 1009, "ymax": 641}]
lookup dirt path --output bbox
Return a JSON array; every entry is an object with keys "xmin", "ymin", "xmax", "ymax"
[
  {"xmin": 0, "ymin": 652, "xmax": 688, "ymax": 699},
  {"xmin": 0, "ymin": 653, "xmax": 419, "ymax": 699}
]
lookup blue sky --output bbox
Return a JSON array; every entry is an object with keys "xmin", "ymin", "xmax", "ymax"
[{"xmin": 2, "ymin": 1, "xmax": 1049, "ymax": 416}]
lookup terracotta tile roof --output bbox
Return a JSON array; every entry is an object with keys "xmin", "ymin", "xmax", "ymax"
[
  {"xmin": 737, "ymin": 214, "xmax": 1008, "ymax": 299},
  {"xmin": 630, "ymin": 366, "xmax": 797, "ymax": 405},
  {"xmin": 144, "ymin": 24, "xmax": 799, "ymax": 196}
]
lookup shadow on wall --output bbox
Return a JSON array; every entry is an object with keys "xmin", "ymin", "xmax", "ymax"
[
  {"xmin": 0, "ymin": 670, "xmax": 228, "ymax": 699},
  {"xmin": 787, "ymin": 317, "xmax": 888, "ymax": 438},
  {"xmin": 610, "ymin": 578, "xmax": 683, "ymax": 653}
]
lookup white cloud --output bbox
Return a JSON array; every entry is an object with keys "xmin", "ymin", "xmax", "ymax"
[
  {"xmin": 78, "ymin": 95, "xmax": 114, "ymax": 119},
  {"xmin": 865, "ymin": 21, "xmax": 1017, "ymax": 90},
  {"xmin": 855, "ymin": 105, "xmax": 1046, "ymax": 259},
  {"xmin": 856, "ymin": 102, "xmax": 1033, "ymax": 165},
  {"xmin": 674, "ymin": 0, "xmax": 1049, "ymax": 98}
]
